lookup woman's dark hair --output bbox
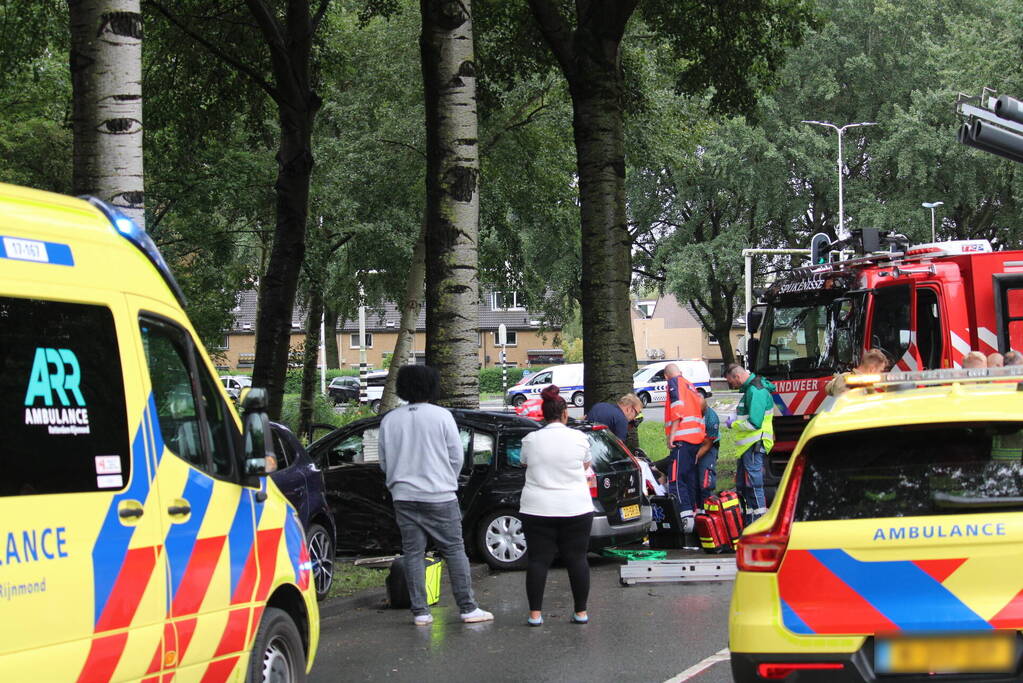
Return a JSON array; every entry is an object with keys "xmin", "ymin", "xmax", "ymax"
[
  {"xmin": 540, "ymin": 384, "xmax": 567, "ymax": 422},
  {"xmin": 396, "ymin": 364, "xmax": 439, "ymax": 403}
]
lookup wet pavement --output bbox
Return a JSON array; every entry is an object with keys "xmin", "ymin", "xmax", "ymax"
[{"xmin": 312, "ymin": 557, "xmax": 734, "ymax": 682}]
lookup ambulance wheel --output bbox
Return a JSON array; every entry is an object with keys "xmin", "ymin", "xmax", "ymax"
[
  {"xmin": 571, "ymin": 392, "xmax": 585, "ymax": 408},
  {"xmin": 248, "ymin": 607, "xmax": 306, "ymax": 683},
  {"xmin": 477, "ymin": 509, "xmax": 528, "ymax": 570},
  {"xmin": 305, "ymin": 523, "xmax": 334, "ymax": 602},
  {"xmin": 638, "ymin": 392, "xmax": 650, "ymax": 407},
  {"xmin": 512, "ymin": 394, "xmax": 527, "ymax": 407}
]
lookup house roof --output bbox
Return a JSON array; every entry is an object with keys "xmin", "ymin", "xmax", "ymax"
[{"xmin": 229, "ymin": 290, "xmax": 561, "ymax": 334}]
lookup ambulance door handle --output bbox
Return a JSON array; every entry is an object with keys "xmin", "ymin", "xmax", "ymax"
[
  {"xmin": 117, "ymin": 499, "xmax": 145, "ymax": 524},
  {"xmin": 167, "ymin": 504, "xmax": 191, "ymax": 515},
  {"xmin": 119, "ymin": 507, "xmax": 143, "ymax": 519}
]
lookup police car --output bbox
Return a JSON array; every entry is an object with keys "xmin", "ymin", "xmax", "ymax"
[
  {"xmin": 0, "ymin": 183, "xmax": 318, "ymax": 681},
  {"xmin": 730, "ymin": 367, "xmax": 1023, "ymax": 682}
]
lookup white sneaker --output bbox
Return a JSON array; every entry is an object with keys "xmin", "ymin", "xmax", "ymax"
[
  {"xmin": 413, "ymin": 614, "xmax": 434, "ymax": 626},
  {"xmin": 460, "ymin": 608, "xmax": 494, "ymax": 623}
]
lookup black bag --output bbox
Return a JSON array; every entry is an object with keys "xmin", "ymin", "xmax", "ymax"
[
  {"xmin": 648, "ymin": 495, "xmax": 686, "ymax": 549},
  {"xmin": 386, "ymin": 555, "xmax": 444, "ymax": 609}
]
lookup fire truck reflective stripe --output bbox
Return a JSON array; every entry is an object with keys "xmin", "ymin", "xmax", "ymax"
[
  {"xmin": 74, "ymin": 631, "xmax": 129, "ymax": 683},
  {"xmin": 199, "ymin": 656, "xmax": 241, "ymax": 683},
  {"xmin": 212, "ymin": 607, "xmax": 250, "ymax": 657},
  {"xmin": 255, "ymin": 527, "xmax": 284, "ymax": 602},
  {"xmin": 95, "ymin": 546, "xmax": 162, "ymax": 632},
  {"xmin": 950, "ymin": 331, "xmax": 971, "ymax": 357},
  {"xmin": 170, "ymin": 535, "xmax": 227, "ymax": 617},
  {"xmin": 92, "ymin": 404, "xmax": 158, "ymax": 625},
  {"xmin": 772, "ymin": 393, "xmax": 794, "ymax": 416},
  {"xmin": 780, "ymin": 599, "xmax": 814, "ymax": 634},
  {"xmin": 166, "ymin": 470, "xmax": 215, "ymax": 600},
  {"xmin": 809, "ymin": 549, "xmax": 991, "ymax": 631},
  {"xmin": 779, "ymin": 549, "xmax": 898, "ymax": 634},
  {"xmin": 979, "ymin": 326, "xmax": 999, "ymax": 353},
  {"xmin": 227, "ymin": 490, "xmax": 256, "ymax": 595},
  {"xmin": 989, "ymin": 587, "xmax": 1023, "ymax": 629}
]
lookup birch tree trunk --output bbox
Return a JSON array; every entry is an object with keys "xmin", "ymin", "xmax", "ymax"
[
  {"xmin": 527, "ymin": 0, "xmax": 638, "ymax": 411},
  {"xmin": 381, "ymin": 223, "xmax": 426, "ymax": 412},
  {"xmin": 421, "ymin": 0, "xmax": 480, "ymax": 408},
  {"xmin": 68, "ymin": 0, "xmax": 144, "ymax": 228}
]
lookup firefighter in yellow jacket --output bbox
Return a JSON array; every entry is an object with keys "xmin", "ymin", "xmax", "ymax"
[{"xmin": 662, "ymin": 363, "xmax": 706, "ymax": 533}]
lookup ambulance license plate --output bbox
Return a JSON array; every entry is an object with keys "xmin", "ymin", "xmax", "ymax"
[
  {"xmin": 875, "ymin": 632, "xmax": 1016, "ymax": 674},
  {"xmin": 620, "ymin": 504, "xmax": 640, "ymax": 521}
]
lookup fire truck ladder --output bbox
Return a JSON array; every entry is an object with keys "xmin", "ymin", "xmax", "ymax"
[{"xmin": 619, "ymin": 557, "xmax": 737, "ymax": 585}]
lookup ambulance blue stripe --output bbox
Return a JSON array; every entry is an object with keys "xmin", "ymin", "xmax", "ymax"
[
  {"xmin": 772, "ymin": 393, "xmax": 792, "ymax": 416},
  {"xmin": 781, "ymin": 598, "xmax": 814, "ymax": 634},
  {"xmin": 226, "ymin": 489, "xmax": 255, "ymax": 594},
  {"xmin": 810, "ymin": 549, "xmax": 991, "ymax": 632},
  {"xmin": 283, "ymin": 511, "xmax": 303, "ymax": 581},
  {"xmin": 91, "ymin": 408, "xmax": 154, "ymax": 625},
  {"xmin": 165, "ymin": 470, "xmax": 215, "ymax": 599}
]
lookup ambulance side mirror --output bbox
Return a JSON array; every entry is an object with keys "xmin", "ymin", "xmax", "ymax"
[
  {"xmin": 747, "ymin": 306, "xmax": 766, "ymax": 335},
  {"xmin": 241, "ymin": 388, "xmax": 277, "ymax": 486}
]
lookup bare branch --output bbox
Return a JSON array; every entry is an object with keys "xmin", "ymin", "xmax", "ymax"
[{"xmin": 633, "ymin": 267, "xmax": 665, "ymax": 282}]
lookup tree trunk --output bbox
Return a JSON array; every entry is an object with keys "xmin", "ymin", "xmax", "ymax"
[
  {"xmin": 324, "ymin": 305, "xmax": 340, "ymax": 369},
  {"xmin": 68, "ymin": 0, "xmax": 145, "ymax": 228},
  {"xmin": 714, "ymin": 325, "xmax": 736, "ymax": 367},
  {"xmin": 297, "ymin": 287, "xmax": 324, "ymax": 441},
  {"xmin": 382, "ymin": 223, "xmax": 427, "ymax": 412},
  {"xmin": 421, "ymin": 0, "xmax": 480, "ymax": 408}
]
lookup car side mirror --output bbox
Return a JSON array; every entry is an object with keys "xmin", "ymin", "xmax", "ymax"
[
  {"xmin": 747, "ymin": 306, "xmax": 766, "ymax": 335},
  {"xmin": 241, "ymin": 387, "xmax": 277, "ymax": 486}
]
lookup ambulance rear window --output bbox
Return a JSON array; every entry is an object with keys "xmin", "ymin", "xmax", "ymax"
[
  {"xmin": 0, "ymin": 296, "xmax": 129, "ymax": 496},
  {"xmin": 795, "ymin": 423, "xmax": 1023, "ymax": 521}
]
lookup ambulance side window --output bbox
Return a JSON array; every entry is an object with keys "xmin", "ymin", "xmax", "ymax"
[
  {"xmin": 1, "ymin": 297, "xmax": 130, "ymax": 496},
  {"xmin": 140, "ymin": 317, "xmax": 235, "ymax": 479},
  {"xmin": 870, "ymin": 285, "xmax": 911, "ymax": 363}
]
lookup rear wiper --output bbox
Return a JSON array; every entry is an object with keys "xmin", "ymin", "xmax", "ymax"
[{"xmin": 932, "ymin": 492, "xmax": 1023, "ymax": 508}]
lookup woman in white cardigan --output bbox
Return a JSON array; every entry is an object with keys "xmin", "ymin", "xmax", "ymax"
[{"xmin": 519, "ymin": 385, "xmax": 593, "ymax": 626}]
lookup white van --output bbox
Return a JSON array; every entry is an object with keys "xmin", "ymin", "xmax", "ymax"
[
  {"xmin": 633, "ymin": 360, "xmax": 712, "ymax": 406},
  {"xmin": 507, "ymin": 362, "xmax": 585, "ymax": 407}
]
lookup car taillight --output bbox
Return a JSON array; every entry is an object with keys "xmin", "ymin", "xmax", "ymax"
[
  {"xmin": 756, "ymin": 662, "xmax": 844, "ymax": 679},
  {"xmin": 736, "ymin": 454, "xmax": 805, "ymax": 573},
  {"xmin": 586, "ymin": 466, "xmax": 597, "ymax": 498}
]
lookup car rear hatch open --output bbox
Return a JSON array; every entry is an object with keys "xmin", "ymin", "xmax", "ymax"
[
  {"xmin": 587, "ymin": 429, "xmax": 644, "ymax": 524},
  {"xmin": 777, "ymin": 423, "xmax": 1023, "ymax": 676}
]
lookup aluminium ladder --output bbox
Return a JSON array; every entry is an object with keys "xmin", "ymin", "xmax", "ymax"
[{"xmin": 619, "ymin": 557, "xmax": 737, "ymax": 585}]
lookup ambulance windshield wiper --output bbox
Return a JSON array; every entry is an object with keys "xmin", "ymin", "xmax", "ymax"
[{"xmin": 932, "ymin": 492, "xmax": 1023, "ymax": 508}]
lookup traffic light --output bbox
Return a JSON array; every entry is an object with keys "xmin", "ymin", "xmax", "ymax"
[{"xmin": 810, "ymin": 232, "xmax": 831, "ymax": 265}]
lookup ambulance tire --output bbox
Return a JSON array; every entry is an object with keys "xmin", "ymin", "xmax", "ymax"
[
  {"xmin": 571, "ymin": 392, "xmax": 585, "ymax": 408},
  {"xmin": 512, "ymin": 394, "xmax": 527, "ymax": 407},
  {"xmin": 637, "ymin": 392, "xmax": 650, "ymax": 407},
  {"xmin": 248, "ymin": 607, "xmax": 307, "ymax": 683}
]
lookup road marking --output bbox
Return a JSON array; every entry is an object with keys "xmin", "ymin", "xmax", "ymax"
[{"xmin": 664, "ymin": 648, "xmax": 730, "ymax": 682}]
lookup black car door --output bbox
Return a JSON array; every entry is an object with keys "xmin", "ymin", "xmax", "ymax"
[
  {"xmin": 317, "ymin": 422, "xmax": 402, "ymax": 554},
  {"xmin": 457, "ymin": 427, "xmax": 495, "ymax": 518}
]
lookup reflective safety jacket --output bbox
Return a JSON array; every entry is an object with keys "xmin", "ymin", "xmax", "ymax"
[
  {"xmin": 732, "ymin": 373, "xmax": 776, "ymax": 452},
  {"xmin": 664, "ymin": 375, "xmax": 706, "ymax": 445}
]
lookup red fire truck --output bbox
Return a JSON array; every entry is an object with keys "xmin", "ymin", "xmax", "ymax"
[{"xmin": 746, "ymin": 231, "xmax": 1023, "ymax": 493}]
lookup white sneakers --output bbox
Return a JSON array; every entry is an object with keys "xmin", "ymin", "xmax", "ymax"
[
  {"xmin": 459, "ymin": 608, "xmax": 494, "ymax": 623},
  {"xmin": 413, "ymin": 614, "xmax": 434, "ymax": 626}
]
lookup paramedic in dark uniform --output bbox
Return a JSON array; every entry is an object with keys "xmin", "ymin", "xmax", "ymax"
[{"xmin": 585, "ymin": 393, "xmax": 642, "ymax": 442}]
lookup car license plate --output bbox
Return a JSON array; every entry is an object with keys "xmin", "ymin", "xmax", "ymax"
[
  {"xmin": 620, "ymin": 504, "xmax": 640, "ymax": 521},
  {"xmin": 875, "ymin": 632, "xmax": 1016, "ymax": 674}
]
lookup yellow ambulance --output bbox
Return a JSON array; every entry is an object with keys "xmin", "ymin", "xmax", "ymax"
[
  {"xmin": 0, "ymin": 183, "xmax": 318, "ymax": 681},
  {"xmin": 729, "ymin": 367, "xmax": 1023, "ymax": 682}
]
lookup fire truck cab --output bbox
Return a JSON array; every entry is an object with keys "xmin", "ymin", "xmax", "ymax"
[{"xmin": 748, "ymin": 234, "xmax": 1023, "ymax": 496}]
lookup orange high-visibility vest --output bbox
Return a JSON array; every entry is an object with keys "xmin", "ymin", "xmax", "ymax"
[{"xmin": 663, "ymin": 375, "xmax": 706, "ymax": 445}]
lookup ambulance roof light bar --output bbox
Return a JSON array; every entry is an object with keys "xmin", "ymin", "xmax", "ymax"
[
  {"xmin": 845, "ymin": 366, "xmax": 1023, "ymax": 389},
  {"xmin": 905, "ymin": 239, "xmax": 993, "ymax": 258}
]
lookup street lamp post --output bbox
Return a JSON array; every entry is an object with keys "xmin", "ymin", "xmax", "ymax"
[
  {"xmin": 922, "ymin": 201, "xmax": 944, "ymax": 243},
  {"xmin": 802, "ymin": 120, "xmax": 878, "ymax": 237}
]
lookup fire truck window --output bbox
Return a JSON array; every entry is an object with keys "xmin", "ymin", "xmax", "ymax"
[
  {"xmin": 916, "ymin": 289, "xmax": 942, "ymax": 369},
  {"xmin": 870, "ymin": 285, "xmax": 911, "ymax": 364}
]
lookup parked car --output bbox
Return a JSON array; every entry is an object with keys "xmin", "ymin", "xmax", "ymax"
[
  {"xmin": 270, "ymin": 422, "xmax": 337, "ymax": 601},
  {"xmin": 219, "ymin": 374, "xmax": 251, "ymax": 400},
  {"xmin": 307, "ymin": 409, "xmax": 652, "ymax": 569},
  {"xmin": 327, "ymin": 376, "xmax": 360, "ymax": 404}
]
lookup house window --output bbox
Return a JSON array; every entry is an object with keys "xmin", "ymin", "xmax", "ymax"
[
  {"xmin": 491, "ymin": 291, "xmax": 524, "ymax": 311},
  {"xmin": 708, "ymin": 335, "xmax": 720, "ymax": 345},
  {"xmin": 350, "ymin": 333, "xmax": 374, "ymax": 349},
  {"xmin": 212, "ymin": 335, "xmax": 229, "ymax": 350},
  {"xmin": 493, "ymin": 330, "xmax": 518, "ymax": 346}
]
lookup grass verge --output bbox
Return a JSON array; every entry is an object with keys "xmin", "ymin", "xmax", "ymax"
[{"xmin": 328, "ymin": 561, "xmax": 389, "ymax": 599}]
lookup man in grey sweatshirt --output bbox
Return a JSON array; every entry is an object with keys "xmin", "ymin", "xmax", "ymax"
[{"xmin": 379, "ymin": 365, "xmax": 493, "ymax": 626}]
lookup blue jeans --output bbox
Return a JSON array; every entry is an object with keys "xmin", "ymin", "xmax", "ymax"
[
  {"xmin": 666, "ymin": 442, "xmax": 700, "ymax": 522},
  {"xmin": 393, "ymin": 499, "xmax": 477, "ymax": 616},
  {"xmin": 736, "ymin": 443, "xmax": 768, "ymax": 524},
  {"xmin": 697, "ymin": 445, "xmax": 718, "ymax": 506}
]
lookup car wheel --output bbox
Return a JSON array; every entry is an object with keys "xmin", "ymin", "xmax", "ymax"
[
  {"xmin": 370, "ymin": 399, "xmax": 381, "ymax": 413},
  {"xmin": 247, "ymin": 607, "xmax": 306, "ymax": 683},
  {"xmin": 637, "ymin": 392, "xmax": 650, "ymax": 407},
  {"xmin": 571, "ymin": 392, "xmax": 585, "ymax": 408},
  {"xmin": 305, "ymin": 523, "xmax": 334, "ymax": 601},
  {"xmin": 698, "ymin": 388, "xmax": 709, "ymax": 398},
  {"xmin": 512, "ymin": 393, "xmax": 527, "ymax": 407},
  {"xmin": 477, "ymin": 509, "xmax": 528, "ymax": 570}
]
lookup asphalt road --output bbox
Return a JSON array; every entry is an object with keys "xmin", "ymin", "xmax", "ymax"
[{"xmin": 312, "ymin": 556, "xmax": 734, "ymax": 682}]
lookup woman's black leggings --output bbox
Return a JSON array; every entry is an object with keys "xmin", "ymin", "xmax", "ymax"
[{"xmin": 521, "ymin": 512, "xmax": 593, "ymax": 612}]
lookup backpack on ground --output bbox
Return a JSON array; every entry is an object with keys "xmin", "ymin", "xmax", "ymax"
[{"xmin": 386, "ymin": 555, "xmax": 444, "ymax": 609}]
